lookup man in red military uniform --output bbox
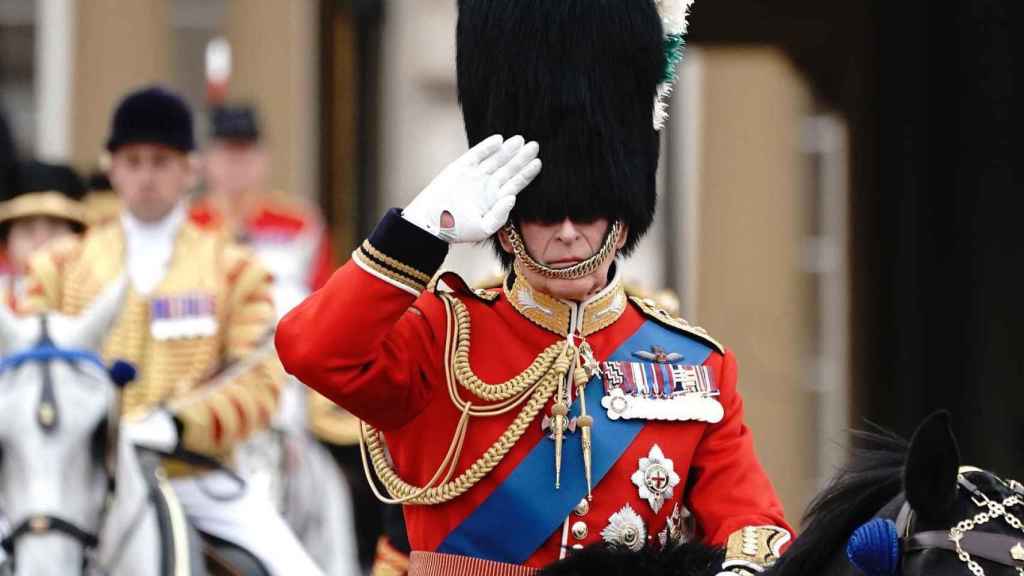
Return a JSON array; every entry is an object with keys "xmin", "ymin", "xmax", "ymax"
[
  {"xmin": 276, "ymin": 1, "xmax": 792, "ymax": 574},
  {"xmin": 192, "ymin": 104, "xmax": 333, "ymax": 315}
]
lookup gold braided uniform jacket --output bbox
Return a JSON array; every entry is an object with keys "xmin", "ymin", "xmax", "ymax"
[{"xmin": 22, "ymin": 219, "xmax": 282, "ymax": 460}]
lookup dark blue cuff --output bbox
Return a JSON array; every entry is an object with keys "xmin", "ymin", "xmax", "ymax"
[{"xmin": 352, "ymin": 208, "xmax": 448, "ymax": 293}]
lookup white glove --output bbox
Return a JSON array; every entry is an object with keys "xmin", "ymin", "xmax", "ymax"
[
  {"xmin": 402, "ymin": 134, "xmax": 542, "ymax": 243},
  {"xmin": 123, "ymin": 410, "xmax": 179, "ymax": 453}
]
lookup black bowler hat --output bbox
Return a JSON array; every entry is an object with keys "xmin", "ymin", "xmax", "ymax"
[
  {"xmin": 210, "ymin": 105, "xmax": 262, "ymax": 142},
  {"xmin": 106, "ymin": 86, "xmax": 195, "ymax": 153}
]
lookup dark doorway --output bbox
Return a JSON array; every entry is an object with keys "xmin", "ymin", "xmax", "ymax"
[{"xmin": 692, "ymin": 0, "xmax": 1023, "ymax": 479}]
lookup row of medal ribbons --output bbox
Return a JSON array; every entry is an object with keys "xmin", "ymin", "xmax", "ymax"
[{"xmin": 149, "ymin": 294, "xmax": 218, "ymax": 341}]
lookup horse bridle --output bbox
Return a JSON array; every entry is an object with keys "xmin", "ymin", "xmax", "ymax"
[
  {"xmin": 897, "ymin": 467, "xmax": 1024, "ymax": 574},
  {"xmin": 0, "ymin": 325, "xmax": 120, "ymax": 571}
]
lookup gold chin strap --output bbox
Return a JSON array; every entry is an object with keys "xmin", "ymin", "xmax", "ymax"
[{"xmin": 504, "ymin": 221, "xmax": 622, "ymax": 281}]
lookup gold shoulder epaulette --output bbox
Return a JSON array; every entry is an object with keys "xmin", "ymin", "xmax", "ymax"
[
  {"xmin": 431, "ymin": 271, "xmax": 500, "ymax": 303},
  {"xmin": 629, "ymin": 296, "xmax": 725, "ymax": 354}
]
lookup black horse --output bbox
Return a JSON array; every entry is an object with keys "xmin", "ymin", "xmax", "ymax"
[
  {"xmin": 542, "ymin": 411, "xmax": 1024, "ymax": 576},
  {"xmin": 771, "ymin": 410, "xmax": 1024, "ymax": 575}
]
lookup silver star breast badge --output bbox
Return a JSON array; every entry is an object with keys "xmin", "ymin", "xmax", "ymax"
[
  {"xmin": 631, "ymin": 444, "xmax": 681, "ymax": 514},
  {"xmin": 601, "ymin": 504, "xmax": 647, "ymax": 552}
]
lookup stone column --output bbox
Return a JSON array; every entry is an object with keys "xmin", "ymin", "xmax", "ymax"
[
  {"xmin": 70, "ymin": 0, "xmax": 171, "ymax": 169},
  {"xmin": 692, "ymin": 46, "xmax": 815, "ymax": 515}
]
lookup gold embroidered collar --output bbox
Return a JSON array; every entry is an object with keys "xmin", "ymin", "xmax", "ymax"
[{"xmin": 504, "ymin": 265, "xmax": 628, "ymax": 337}]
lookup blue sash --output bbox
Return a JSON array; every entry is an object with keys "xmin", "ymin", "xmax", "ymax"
[{"xmin": 436, "ymin": 320, "xmax": 714, "ymax": 563}]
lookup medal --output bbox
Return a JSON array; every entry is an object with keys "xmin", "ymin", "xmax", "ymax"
[
  {"xmin": 601, "ymin": 504, "xmax": 647, "ymax": 552},
  {"xmin": 631, "ymin": 444, "xmax": 680, "ymax": 514},
  {"xmin": 658, "ymin": 502, "xmax": 694, "ymax": 549},
  {"xmin": 599, "ymin": 355, "xmax": 724, "ymax": 423}
]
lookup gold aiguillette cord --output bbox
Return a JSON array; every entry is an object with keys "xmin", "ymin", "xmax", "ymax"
[
  {"xmin": 552, "ymin": 345, "xmax": 572, "ymax": 489},
  {"xmin": 575, "ymin": 367, "xmax": 594, "ymax": 500},
  {"xmin": 554, "ymin": 341, "xmax": 598, "ymax": 498},
  {"xmin": 576, "ymin": 341, "xmax": 599, "ymax": 500}
]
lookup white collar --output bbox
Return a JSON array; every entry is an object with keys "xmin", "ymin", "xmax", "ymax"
[
  {"xmin": 120, "ymin": 202, "xmax": 187, "ymax": 294},
  {"xmin": 120, "ymin": 202, "xmax": 187, "ymax": 243}
]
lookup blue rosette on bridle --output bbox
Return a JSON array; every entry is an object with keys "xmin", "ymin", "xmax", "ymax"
[{"xmin": 846, "ymin": 518, "xmax": 901, "ymax": 576}]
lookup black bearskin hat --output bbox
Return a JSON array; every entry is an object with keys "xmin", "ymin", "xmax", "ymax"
[
  {"xmin": 457, "ymin": 0, "xmax": 665, "ymax": 262},
  {"xmin": 0, "ymin": 160, "xmax": 86, "ymax": 236},
  {"xmin": 106, "ymin": 86, "xmax": 195, "ymax": 153},
  {"xmin": 210, "ymin": 104, "xmax": 262, "ymax": 142}
]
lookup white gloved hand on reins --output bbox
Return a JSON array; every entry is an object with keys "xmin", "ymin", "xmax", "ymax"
[
  {"xmin": 402, "ymin": 134, "xmax": 542, "ymax": 244},
  {"xmin": 123, "ymin": 409, "xmax": 179, "ymax": 453}
]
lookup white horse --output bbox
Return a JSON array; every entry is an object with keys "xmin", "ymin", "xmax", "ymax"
[{"xmin": 0, "ymin": 280, "xmax": 200, "ymax": 576}]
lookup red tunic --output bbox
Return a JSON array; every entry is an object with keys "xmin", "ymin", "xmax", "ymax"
[
  {"xmin": 190, "ymin": 196, "xmax": 334, "ymax": 294},
  {"xmin": 276, "ymin": 210, "xmax": 792, "ymax": 568}
]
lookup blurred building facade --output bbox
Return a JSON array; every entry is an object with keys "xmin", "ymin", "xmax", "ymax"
[{"xmin": 2, "ymin": 0, "xmax": 857, "ymax": 521}]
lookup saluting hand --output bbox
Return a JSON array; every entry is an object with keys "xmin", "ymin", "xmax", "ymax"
[{"xmin": 402, "ymin": 135, "xmax": 541, "ymax": 244}]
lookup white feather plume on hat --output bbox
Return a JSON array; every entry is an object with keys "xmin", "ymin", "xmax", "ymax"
[
  {"xmin": 653, "ymin": 0, "xmax": 697, "ymax": 130},
  {"xmin": 656, "ymin": 0, "xmax": 696, "ymax": 35}
]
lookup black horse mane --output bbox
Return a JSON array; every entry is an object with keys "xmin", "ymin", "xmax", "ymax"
[{"xmin": 768, "ymin": 425, "xmax": 909, "ymax": 576}]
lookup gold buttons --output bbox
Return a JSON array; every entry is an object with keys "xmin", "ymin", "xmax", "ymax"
[
  {"xmin": 571, "ymin": 521, "xmax": 588, "ymax": 540},
  {"xmin": 574, "ymin": 498, "xmax": 590, "ymax": 516}
]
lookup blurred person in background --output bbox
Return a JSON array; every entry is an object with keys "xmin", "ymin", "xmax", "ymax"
[
  {"xmin": 193, "ymin": 104, "xmax": 333, "ymax": 314},
  {"xmin": 0, "ymin": 160, "xmax": 87, "ymax": 310},
  {"xmin": 193, "ymin": 103, "xmax": 359, "ymax": 575},
  {"xmin": 0, "ymin": 159, "xmax": 86, "ymax": 572},
  {"xmin": 23, "ymin": 85, "xmax": 323, "ymax": 576}
]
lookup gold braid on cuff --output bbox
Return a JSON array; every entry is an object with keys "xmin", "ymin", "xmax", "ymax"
[
  {"xmin": 720, "ymin": 525, "xmax": 792, "ymax": 574},
  {"xmin": 503, "ymin": 221, "xmax": 622, "ymax": 281}
]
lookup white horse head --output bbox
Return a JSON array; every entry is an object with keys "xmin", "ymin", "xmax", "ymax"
[{"xmin": 0, "ymin": 278, "xmax": 161, "ymax": 575}]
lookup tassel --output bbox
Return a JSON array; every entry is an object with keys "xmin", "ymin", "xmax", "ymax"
[
  {"xmin": 575, "ymin": 341, "xmax": 597, "ymax": 499},
  {"xmin": 577, "ymin": 409, "xmax": 594, "ymax": 500},
  {"xmin": 573, "ymin": 367, "xmax": 590, "ymax": 388},
  {"xmin": 552, "ymin": 401, "xmax": 568, "ymax": 489}
]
